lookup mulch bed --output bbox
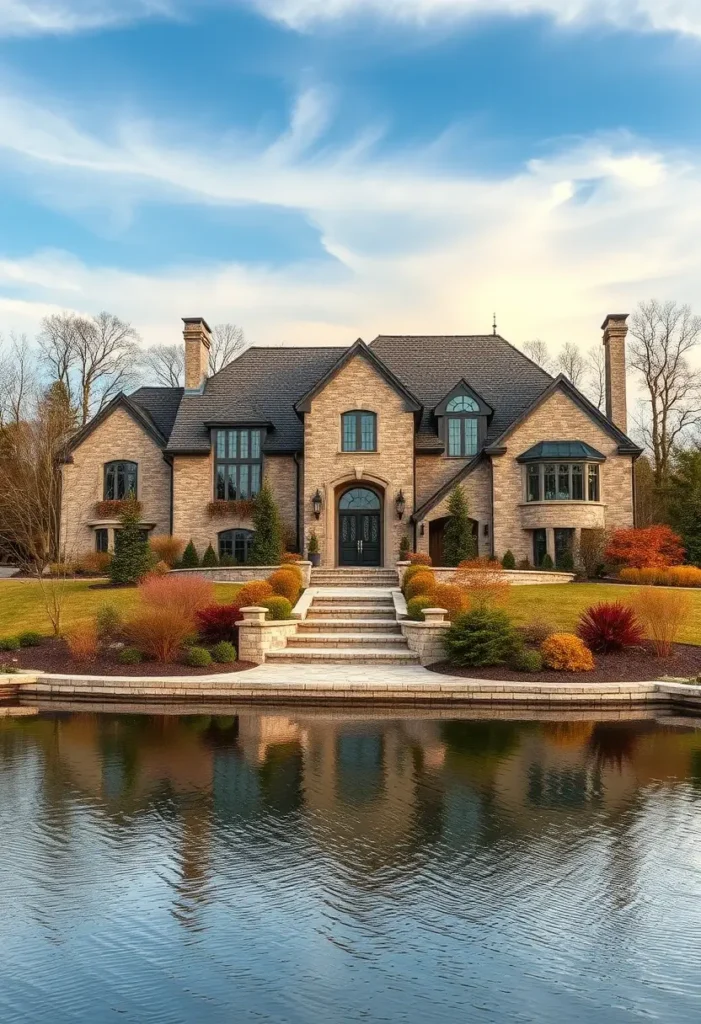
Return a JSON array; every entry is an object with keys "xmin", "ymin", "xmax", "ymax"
[
  {"xmin": 429, "ymin": 643, "xmax": 701, "ymax": 683},
  {"xmin": 2, "ymin": 637, "xmax": 254, "ymax": 677}
]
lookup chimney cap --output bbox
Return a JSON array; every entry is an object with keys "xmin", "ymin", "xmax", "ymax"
[
  {"xmin": 182, "ymin": 316, "xmax": 212, "ymax": 334},
  {"xmin": 601, "ymin": 313, "xmax": 629, "ymax": 331}
]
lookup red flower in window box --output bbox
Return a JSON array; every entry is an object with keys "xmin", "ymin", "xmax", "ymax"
[
  {"xmin": 94, "ymin": 499, "xmax": 142, "ymax": 518},
  {"xmin": 206, "ymin": 499, "xmax": 255, "ymax": 519}
]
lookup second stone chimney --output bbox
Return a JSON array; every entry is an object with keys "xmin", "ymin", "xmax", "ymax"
[
  {"xmin": 183, "ymin": 317, "xmax": 212, "ymax": 393},
  {"xmin": 602, "ymin": 313, "xmax": 628, "ymax": 433}
]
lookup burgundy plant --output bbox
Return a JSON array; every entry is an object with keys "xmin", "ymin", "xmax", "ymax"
[
  {"xmin": 196, "ymin": 603, "xmax": 242, "ymax": 643},
  {"xmin": 576, "ymin": 601, "xmax": 645, "ymax": 654}
]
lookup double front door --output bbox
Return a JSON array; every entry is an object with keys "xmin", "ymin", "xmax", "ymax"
[{"xmin": 338, "ymin": 487, "xmax": 382, "ymax": 566}]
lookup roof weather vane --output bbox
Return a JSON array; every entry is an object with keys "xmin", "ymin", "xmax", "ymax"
[{"xmin": 492, "ymin": 313, "xmax": 497, "ymax": 336}]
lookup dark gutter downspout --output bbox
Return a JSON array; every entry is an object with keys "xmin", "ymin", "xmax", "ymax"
[
  {"xmin": 294, "ymin": 451, "xmax": 303, "ymax": 553},
  {"xmin": 489, "ymin": 456, "xmax": 495, "ymax": 558},
  {"xmin": 164, "ymin": 453, "xmax": 174, "ymax": 535}
]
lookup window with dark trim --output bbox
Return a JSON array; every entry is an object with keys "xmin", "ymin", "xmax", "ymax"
[
  {"xmin": 218, "ymin": 529, "xmax": 254, "ymax": 564},
  {"xmin": 104, "ymin": 461, "xmax": 137, "ymax": 500},
  {"xmin": 95, "ymin": 528, "xmax": 108, "ymax": 553},
  {"xmin": 526, "ymin": 463, "xmax": 600, "ymax": 502},
  {"xmin": 444, "ymin": 395, "xmax": 479, "ymax": 457},
  {"xmin": 341, "ymin": 411, "xmax": 376, "ymax": 452},
  {"xmin": 214, "ymin": 429, "xmax": 262, "ymax": 500}
]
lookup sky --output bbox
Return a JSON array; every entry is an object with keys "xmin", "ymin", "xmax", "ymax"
[{"xmin": 0, "ymin": 0, "xmax": 701, "ymax": 353}]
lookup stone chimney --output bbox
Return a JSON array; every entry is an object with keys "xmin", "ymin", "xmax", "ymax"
[
  {"xmin": 183, "ymin": 317, "xmax": 212, "ymax": 393},
  {"xmin": 602, "ymin": 313, "xmax": 628, "ymax": 433}
]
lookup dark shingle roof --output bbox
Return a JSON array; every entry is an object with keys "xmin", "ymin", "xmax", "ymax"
[
  {"xmin": 166, "ymin": 347, "xmax": 344, "ymax": 453},
  {"xmin": 517, "ymin": 440, "xmax": 606, "ymax": 463},
  {"xmin": 369, "ymin": 335, "xmax": 553, "ymax": 446},
  {"xmin": 130, "ymin": 387, "xmax": 183, "ymax": 442}
]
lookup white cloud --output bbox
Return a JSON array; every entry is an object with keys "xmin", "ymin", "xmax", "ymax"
[
  {"xmin": 0, "ymin": 0, "xmax": 172, "ymax": 37},
  {"xmin": 0, "ymin": 84, "xmax": 701, "ymax": 359},
  {"xmin": 248, "ymin": 0, "xmax": 701, "ymax": 38}
]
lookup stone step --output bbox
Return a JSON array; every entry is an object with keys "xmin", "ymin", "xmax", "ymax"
[
  {"xmin": 311, "ymin": 581, "xmax": 398, "ymax": 589},
  {"xmin": 306, "ymin": 606, "xmax": 397, "ymax": 619},
  {"xmin": 265, "ymin": 648, "xmax": 420, "ymax": 665},
  {"xmin": 311, "ymin": 573, "xmax": 398, "ymax": 584},
  {"xmin": 311, "ymin": 595, "xmax": 394, "ymax": 606},
  {"xmin": 297, "ymin": 618, "xmax": 401, "ymax": 633},
  {"xmin": 287, "ymin": 633, "xmax": 408, "ymax": 648}
]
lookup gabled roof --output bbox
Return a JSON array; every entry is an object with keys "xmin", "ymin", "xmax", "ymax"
[
  {"xmin": 294, "ymin": 338, "xmax": 422, "ymax": 414},
  {"xmin": 433, "ymin": 377, "xmax": 493, "ymax": 417},
  {"xmin": 412, "ymin": 453, "xmax": 484, "ymax": 522},
  {"xmin": 64, "ymin": 390, "xmax": 176, "ymax": 456},
  {"xmin": 517, "ymin": 440, "xmax": 606, "ymax": 463}
]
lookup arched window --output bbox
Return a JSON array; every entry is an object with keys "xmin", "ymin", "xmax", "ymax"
[
  {"xmin": 341, "ymin": 411, "xmax": 376, "ymax": 452},
  {"xmin": 218, "ymin": 529, "xmax": 254, "ymax": 564},
  {"xmin": 338, "ymin": 487, "xmax": 381, "ymax": 511},
  {"xmin": 446, "ymin": 395, "xmax": 479, "ymax": 413},
  {"xmin": 104, "ymin": 461, "xmax": 138, "ymax": 501},
  {"xmin": 446, "ymin": 396, "xmax": 479, "ymax": 457}
]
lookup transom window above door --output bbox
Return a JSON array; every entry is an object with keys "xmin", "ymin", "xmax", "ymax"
[
  {"xmin": 341, "ymin": 411, "xmax": 377, "ymax": 452},
  {"xmin": 214, "ymin": 428, "xmax": 262, "ymax": 501},
  {"xmin": 104, "ymin": 461, "xmax": 137, "ymax": 500},
  {"xmin": 338, "ymin": 487, "xmax": 381, "ymax": 510}
]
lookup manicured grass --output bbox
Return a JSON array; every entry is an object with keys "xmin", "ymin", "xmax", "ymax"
[
  {"xmin": 506, "ymin": 583, "xmax": 701, "ymax": 647},
  {"xmin": 0, "ymin": 580, "xmax": 241, "ymax": 638}
]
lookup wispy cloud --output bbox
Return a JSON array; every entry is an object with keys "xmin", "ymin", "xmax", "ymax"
[{"xmin": 0, "ymin": 0, "xmax": 173, "ymax": 37}]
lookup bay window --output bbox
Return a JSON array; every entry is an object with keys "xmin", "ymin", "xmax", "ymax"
[
  {"xmin": 214, "ymin": 428, "xmax": 262, "ymax": 500},
  {"xmin": 525, "ymin": 463, "xmax": 600, "ymax": 502}
]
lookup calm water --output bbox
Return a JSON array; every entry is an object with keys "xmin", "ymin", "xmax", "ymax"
[{"xmin": 2, "ymin": 708, "xmax": 701, "ymax": 1023}]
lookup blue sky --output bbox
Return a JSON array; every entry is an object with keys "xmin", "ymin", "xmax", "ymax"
[{"xmin": 1, "ymin": 0, "xmax": 700, "ymax": 349}]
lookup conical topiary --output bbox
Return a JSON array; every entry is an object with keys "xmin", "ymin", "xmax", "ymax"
[
  {"xmin": 109, "ymin": 501, "xmax": 153, "ymax": 584},
  {"xmin": 202, "ymin": 543, "xmax": 218, "ymax": 567},
  {"xmin": 250, "ymin": 482, "xmax": 283, "ymax": 566},
  {"xmin": 501, "ymin": 550, "xmax": 516, "ymax": 570},
  {"xmin": 180, "ymin": 540, "xmax": 200, "ymax": 568},
  {"xmin": 541, "ymin": 553, "xmax": 554, "ymax": 570},
  {"xmin": 443, "ymin": 486, "xmax": 477, "ymax": 566}
]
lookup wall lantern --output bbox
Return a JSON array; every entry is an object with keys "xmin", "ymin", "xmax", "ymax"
[
  {"xmin": 419, "ymin": 523, "xmax": 425, "ymax": 537},
  {"xmin": 312, "ymin": 489, "xmax": 323, "ymax": 519},
  {"xmin": 395, "ymin": 490, "xmax": 406, "ymax": 520}
]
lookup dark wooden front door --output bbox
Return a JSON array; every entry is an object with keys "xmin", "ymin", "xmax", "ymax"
[{"xmin": 338, "ymin": 487, "xmax": 382, "ymax": 566}]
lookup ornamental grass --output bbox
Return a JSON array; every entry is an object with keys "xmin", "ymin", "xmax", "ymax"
[
  {"xmin": 576, "ymin": 601, "xmax": 645, "ymax": 653},
  {"xmin": 619, "ymin": 565, "xmax": 701, "ymax": 588},
  {"xmin": 66, "ymin": 621, "xmax": 99, "ymax": 663},
  {"xmin": 139, "ymin": 574, "xmax": 215, "ymax": 621},
  {"xmin": 149, "ymin": 535, "xmax": 185, "ymax": 567},
  {"xmin": 126, "ymin": 607, "xmax": 193, "ymax": 663},
  {"xmin": 453, "ymin": 557, "xmax": 511, "ymax": 609},
  {"xmin": 431, "ymin": 583, "xmax": 469, "ymax": 621},
  {"xmin": 629, "ymin": 586, "xmax": 692, "ymax": 657}
]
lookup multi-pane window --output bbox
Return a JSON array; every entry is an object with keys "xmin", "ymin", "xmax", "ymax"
[
  {"xmin": 526, "ymin": 463, "xmax": 600, "ymax": 502},
  {"xmin": 446, "ymin": 396, "xmax": 479, "ymax": 457},
  {"xmin": 341, "ymin": 411, "xmax": 376, "ymax": 452},
  {"xmin": 214, "ymin": 429, "xmax": 262, "ymax": 501},
  {"xmin": 218, "ymin": 529, "xmax": 254, "ymax": 564},
  {"xmin": 104, "ymin": 461, "xmax": 137, "ymax": 500},
  {"xmin": 95, "ymin": 528, "xmax": 109, "ymax": 553}
]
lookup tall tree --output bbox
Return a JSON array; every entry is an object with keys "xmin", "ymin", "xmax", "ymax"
[
  {"xmin": 0, "ymin": 333, "xmax": 36, "ymax": 425},
  {"xmin": 667, "ymin": 449, "xmax": 701, "ymax": 565},
  {"xmin": 628, "ymin": 299, "xmax": 701, "ymax": 486},
  {"xmin": 521, "ymin": 338, "xmax": 554, "ymax": 374},
  {"xmin": 443, "ymin": 487, "xmax": 476, "ymax": 566},
  {"xmin": 585, "ymin": 345, "xmax": 606, "ymax": 410},
  {"xmin": 557, "ymin": 342, "xmax": 587, "ymax": 387},
  {"xmin": 143, "ymin": 323, "xmax": 247, "ymax": 387}
]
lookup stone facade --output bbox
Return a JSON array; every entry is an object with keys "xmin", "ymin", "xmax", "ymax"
[
  {"xmin": 603, "ymin": 314, "xmax": 628, "ymax": 433},
  {"xmin": 60, "ymin": 407, "xmax": 171, "ymax": 558},
  {"xmin": 415, "ymin": 459, "xmax": 493, "ymax": 558}
]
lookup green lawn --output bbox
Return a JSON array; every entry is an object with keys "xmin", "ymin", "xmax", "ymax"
[
  {"xmin": 507, "ymin": 583, "xmax": 701, "ymax": 646},
  {"xmin": 0, "ymin": 580, "xmax": 241, "ymax": 637}
]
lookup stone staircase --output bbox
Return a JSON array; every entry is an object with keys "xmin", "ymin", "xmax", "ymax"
[
  {"xmin": 264, "ymin": 588, "xmax": 419, "ymax": 665},
  {"xmin": 310, "ymin": 567, "xmax": 399, "ymax": 588}
]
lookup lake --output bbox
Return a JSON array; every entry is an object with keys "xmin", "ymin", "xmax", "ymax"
[{"xmin": 1, "ymin": 706, "xmax": 700, "ymax": 1023}]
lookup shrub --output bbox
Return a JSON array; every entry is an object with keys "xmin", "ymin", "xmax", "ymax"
[
  {"xmin": 66, "ymin": 621, "xmax": 99, "ymax": 663},
  {"xmin": 118, "ymin": 647, "xmax": 143, "ymax": 665},
  {"xmin": 196, "ymin": 604, "xmax": 242, "ymax": 643},
  {"xmin": 250, "ymin": 482, "xmax": 284, "ymax": 565},
  {"xmin": 235, "ymin": 580, "xmax": 274, "ymax": 608},
  {"xmin": 577, "ymin": 602, "xmax": 646, "ymax": 653},
  {"xmin": 541, "ymin": 633, "xmax": 594, "ymax": 672},
  {"xmin": 517, "ymin": 558, "xmax": 532, "ymax": 571},
  {"xmin": 630, "ymin": 587, "xmax": 692, "ymax": 657},
  {"xmin": 109, "ymin": 502, "xmax": 154, "ymax": 584},
  {"xmin": 541, "ymin": 553, "xmax": 554, "ymax": 570},
  {"xmin": 579, "ymin": 528, "xmax": 607, "ymax": 579},
  {"xmin": 454, "ymin": 558, "xmax": 510, "ymax": 609},
  {"xmin": 281, "ymin": 552, "xmax": 302, "ymax": 564},
  {"xmin": 96, "ymin": 603, "xmax": 123, "ymax": 638},
  {"xmin": 49, "ymin": 562, "xmax": 75, "ymax": 577},
  {"xmin": 619, "ymin": 566, "xmax": 664, "ymax": 586},
  {"xmin": 212, "ymin": 641, "xmax": 237, "ymax": 664},
  {"xmin": 268, "ymin": 568, "xmax": 301, "ymax": 603},
  {"xmin": 501, "ymin": 550, "xmax": 516, "ymax": 570},
  {"xmin": 77, "ymin": 551, "xmax": 112, "ymax": 574},
  {"xmin": 180, "ymin": 540, "xmax": 200, "ymax": 568},
  {"xmin": 443, "ymin": 608, "xmax": 518, "ymax": 667},
  {"xmin": 276, "ymin": 561, "xmax": 303, "ymax": 584},
  {"xmin": 406, "ymin": 595, "xmax": 434, "ymax": 621},
  {"xmin": 619, "ymin": 565, "xmax": 701, "ymax": 588},
  {"xmin": 0, "ymin": 636, "xmax": 20, "ymax": 651},
  {"xmin": 140, "ymin": 574, "xmax": 215, "ymax": 623},
  {"xmin": 407, "ymin": 552, "xmax": 432, "ymax": 565},
  {"xmin": 17, "ymin": 631, "xmax": 42, "ymax": 648},
  {"xmin": 509, "ymin": 647, "xmax": 543, "ymax": 673},
  {"xmin": 183, "ymin": 646, "xmax": 213, "ymax": 668},
  {"xmin": 219, "ymin": 554, "xmax": 235, "ymax": 567},
  {"xmin": 557, "ymin": 549, "xmax": 575, "ymax": 572},
  {"xmin": 308, "ymin": 531, "xmax": 320, "ymax": 555},
  {"xmin": 402, "ymin": 563, "xmax": 434, "ymax": 593},
  {"xmin": 443, "ymin": 487, "xmax": 477, "ymax": 566},
  {"xmin": 126, "ymin": 607, "xmax": 193, "ymax": 663},
  {"xmin": 261, "ymin": 596, "xmax": 293, "ymax": 620},
  {"xmin": 202, "ymin": 544, "xmax": 219, "ymax": 567},
  {"xmin": 149, "ymin": 535, "xmax": 185, "ymax": 567},
  {"xmin": 667, "ymin": 565, "xmax": 701, "ymax": 587},
  {"xmin": 405, "ymin": 571, "xmax": 437, "ymax": 601},
  {"xmin": 182, "ymin": 632, "xmax": 200, "ymax": 648},
  {"xmin": 605, "ymin": 525, "xmax": 685, "ymax": 570},
  {"xmin": 432, "ymin": 583, "xmax": 469, "ymax": 621},
  {"xmin": 518, "ymin": 619, "xmax": 556, "ymax": 646},
  {"xmin": 399, "ymin": 535, "xmax": 411, "ymax": 560},
  {"xmin": 150, "ymin": 560, "xmax": 170, "ymax": 576}
]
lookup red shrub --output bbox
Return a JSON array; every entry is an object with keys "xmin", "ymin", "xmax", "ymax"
[
  {"xmin": 577, "ymin": 602, "xmax": 646, "ymax": 653},
  {"xmin": 605, "ymin": 526, "xmax": 685, "ymax": 569},
  {"xmin": 139, "ymin": 574, "xmax": 215, "ymax": 623},
  {"xmin": 126, "ymin": 607, "xmax": 193, "ymax": 663},
  {"xmin": 407, "ymin": 552, "xmax": 432, "ymax": 565},
  {"xmin": 196, "ymin": 603, "xmax": 242, "ymax": 643}
]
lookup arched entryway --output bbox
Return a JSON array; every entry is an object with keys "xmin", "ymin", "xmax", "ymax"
[
  {"xmin": 337, "ymin": 486, "xmax": 383, "ymax": 566},
  {"xmin": 429, "ymin": 515, "xmax": 478, "ymax": 565}
]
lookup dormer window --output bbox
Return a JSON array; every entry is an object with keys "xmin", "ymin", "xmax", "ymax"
[{"xmin": 446, "ymin": 396, "xmax": 480, "ymax": 457}]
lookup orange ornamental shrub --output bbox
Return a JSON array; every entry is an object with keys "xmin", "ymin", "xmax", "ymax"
[
  {"xmin": 235, "ymin": 580, "xmax": 274, "ymax": 608},
  {"xmin": 630, "ymin": 586, "xmax": 692, "ymax": 657},
  {"xmin": 66, "ymin": 621, "xmax": 99, "ymax": 663},
  {"xmin": 126, "ymin": 607, "xmax": 193, "ymax": 663},
  {"xmin": 407, "ymin": 552, "xmax": 432, "ymax": 566},
  {"xmin": 667, "ymin": 566, "xmax": 701, "ymax": 587},
  {"xmin": 541, "ymin": 633, "xmax": 595, "ymax": 672},
  {"xmin": 149, "ymin": 535, "xmax": 185, "ymax": 568},
  {"xmin": 431, "ymin": 583, "xmax": 469, "ymax": 621},
  {"xmin": 139, "ymin": 574, "xmax": 215, "ymax": 622},
  {"xmin": 401, "ymin": 564, "xmax": 433, "ymax": 593},
  {"xmin": 605, "ymin": 525, "xmax": 685, "ymax": 570},
  {"xmin": 281, "ymin": 552, "xmax": 302, "ymax": 564},
  {"xmin": 275, "ymin": 562, "xmax": 303, "ymax": 585},
  {"xmin": 453, "ymin": 557, "xmax": 511, "ymax": 609},
  {"xmin": 268, "ymin": 568, "xmax": 301, "ymax": 603},
  {"xmin": 405, "ymin": 571, "xmax": 437, "ymax": 601}
]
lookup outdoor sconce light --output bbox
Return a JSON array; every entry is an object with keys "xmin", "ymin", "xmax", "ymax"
[
  {"xmin": 420, "ymin": 523, "xmax": 425, "ymax": 537},
  {"xmin": 395, "ymin": 490, "xmax": 406, "ymax": 520},
  {"xmin": 312, "ymin": 489, "xmax": 323, "ymax": 519}
]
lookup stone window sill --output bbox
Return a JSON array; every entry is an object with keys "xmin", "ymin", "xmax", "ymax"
[
  {"xmin": 337, "ymin": 450, "xmax": 379, "ymax": 455},
  {"xmin": 518, "ymin": 501, "xmax": 604, "ymax": 508}
]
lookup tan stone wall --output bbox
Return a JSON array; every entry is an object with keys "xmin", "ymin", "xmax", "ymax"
[
  {"xmin": 415, "ymin": 460, "xmax": 493, "ymax": 558},
  {"xmin": 302, "ymin": 353, "xmax": 415, "ymax": 567},
  {"xmin": 491, "ymin": 390, "xmax": 634, "ymax": 563},
  {"xmin": 415, "ymin": 453, "xmax": 471, "ymax": 508},
  {"xmin": 60, "ymin": 407, "xmax": 171, "ymax": 557},
  {"xmin": 171, "ymin": 452, "xmax": 298, "ymax": 555}
]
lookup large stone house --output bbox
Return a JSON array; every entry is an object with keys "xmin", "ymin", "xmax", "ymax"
[{"xmin": 60, "ymin": 314, "xmax": 641, "ymax": 568}]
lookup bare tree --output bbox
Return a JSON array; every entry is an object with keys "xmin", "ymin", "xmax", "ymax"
[
  {"xmin": 557, "ymin": 342, "xmax": 587, "ymax": 387},
  {"xmin": 0, "ymin": 333, "xmax": 37, "ymax": 425},
  {"xmin": 38, "ymin": 313, "xmax": 77, "ymax": 404},
  {"xmin": 521, "ymin": 338, "xmax": 554, "ymax": 374},
  {"xmin": 628, "ymin": 299, "xmax": 701, "ymax": 486},
  {"xmin": 142, "ymin": 323, "xmax": 247, "ymax": 387},
  {"xmin": 210, "ymin": 323, "xmax": 247, "ymax": 373},
  {"xmin": 585, "ymin": 345, "xmax": 606, "ymax": 411}
]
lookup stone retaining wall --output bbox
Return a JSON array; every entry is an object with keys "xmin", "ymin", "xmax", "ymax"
[
  {"xmin": 171, "ymin": 561, "xmax": 313, "ymax": 587},
  {"xmin": 396, "ymin": 562, "xmax": 575, "ymax": 586}
]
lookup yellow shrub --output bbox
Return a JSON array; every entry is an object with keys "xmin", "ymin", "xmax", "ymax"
[
  {"xmin": 666, "ymin": 565, "xmax": 701, "ymax": 587},
  {"xmin": 268, "ymin": 568, "xmax": 301, "ymax": 603},
  {"xmin": 619, "ymin": 565, "xmax": 701, "ymax": 588},
  {"xmin": 235, "ymin": 580, "xmax": 274, "ymax": 608},
  {"xmin": 405, "ymin": 571, "xmax": 437, "ymax": 600},
  {"xmin": 402, "ymin": 563, "xmax": 433, "ymax": 593},
  {"xmin": 432, "ymin": 583, "xmax": 469, "ymax": 621},
  {"xmin": 541, "ymin": 633, "xmax": 594, "ymax": 672}
]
